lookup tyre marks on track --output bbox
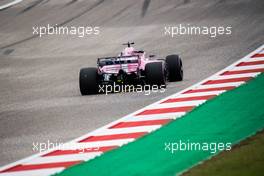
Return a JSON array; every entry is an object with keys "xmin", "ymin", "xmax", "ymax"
[
  {"xmin": 19, "ymin": 0, "xmax": 46, "ymax": 14},
  {"xmin": 141, "ymin": 0, "xmax": 151, "ymax": 17},
  {"xmin": 0, "ymin": 0, "xmax": 105, "ymax": 50}
]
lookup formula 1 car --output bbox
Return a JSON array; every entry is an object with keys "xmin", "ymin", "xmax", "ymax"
[{"xmin": 79, "ymin": 42, "xmax": 183, "ymax": 95}]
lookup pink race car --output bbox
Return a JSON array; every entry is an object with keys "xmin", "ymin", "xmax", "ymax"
[{"xmin": 79, "ymin": 42, "xmax": 183, "ymax": 95}]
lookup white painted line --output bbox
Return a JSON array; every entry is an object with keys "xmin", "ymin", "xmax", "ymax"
[
  {"xmin": 0, "ymin": 0, "xmax": 23, "ymax": 10},
  {"xmin": 214, "ymin": 72, "xmax": 259, "ymax": 79},
  {"xmin": 197, "ymin": 82, "xmax": 242, "ymax": 89},
  {"xmin": 126, "ymin": 114, "xmax": 183, "ymax": 121},
  {"xmin": 149, "ymin": 100, "xmax": 206, "ymax": 109},
  {"xmin": 0, "ymin": 168, "xmax": 64, "ymax": 176},
  {"xmin": 176, "ymin": 91, "xmax": 225, "ymax": 97},
  {"xmin": 232, "ymin": 64, "xmax": 264, "ymax": 70},
  {"xmin": 250, "ymin": 57, "xmax": 264, "ymax": 62},
  {"xmin": 75, "ymin": 139, "xmax": 135, "ymax": 148},
  {"xmin": 258, "ymin": 50, "xmax": 264, "ymax": 54},
  {"xmin": 24, "ymin": 153, "xmax": 101, "ymax": 165},
  {"xmin": 92, "ymin": 125, "xmax": 161, "ymax": 135},
  {"xmin": 133, "ymin": 112, "xmax": 185, "ymax": 119}
]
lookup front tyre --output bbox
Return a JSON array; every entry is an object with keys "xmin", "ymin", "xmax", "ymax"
[
  {"xmin": 79, "ymin": 67, "xmax": 98, "ymax": 95},
  {"xmin": 166, "ymin": 55, "xmax": 183, "ymax": 81}
]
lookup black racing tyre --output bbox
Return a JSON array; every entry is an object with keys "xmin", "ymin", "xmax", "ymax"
[
  {"xmin": 165, "ymin": 55, "xmax": 183, "ymax": 81},
  {"xmin": 145, "ymin": 62, "xmax": 166, "ymax": 86},
  {"xmin": 79, "ymin": 67, "xmax": 98, "ymax": 95}
]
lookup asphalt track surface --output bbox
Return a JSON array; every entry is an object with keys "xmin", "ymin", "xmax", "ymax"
[{"xmin": 0, "ymin": 0, "xmax": 263, "ymax": 167}]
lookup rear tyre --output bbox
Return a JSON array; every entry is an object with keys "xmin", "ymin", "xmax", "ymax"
[
  {"xmin": 166, "ymin": 55, "xmax": 183, "ymax": 81},
  {"xmin": 145, "ymin": 62, "xmax": 166, "ymax": 86},
  {"xmin": 79, "ymin": 67, "xmax": 98, "ymax": 95}
]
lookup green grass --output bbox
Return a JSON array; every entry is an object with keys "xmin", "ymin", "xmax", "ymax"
[{"xmin": 183, "ymin": 130, "xmax": 264, "ymax": 176}]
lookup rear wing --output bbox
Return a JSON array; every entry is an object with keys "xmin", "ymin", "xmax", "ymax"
[{"xmin": 97, "ymin": 56, "xmax": 139, "ymax": 67}]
